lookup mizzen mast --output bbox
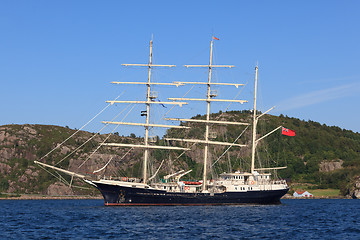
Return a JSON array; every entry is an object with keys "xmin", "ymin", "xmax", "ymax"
[{"xmin": 251, "ymin": 66, "xmax": 258, "ymax": 174}]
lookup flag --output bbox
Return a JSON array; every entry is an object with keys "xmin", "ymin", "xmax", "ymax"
[
  {"xmin": 282, "ymin": 127, "xmax": 295, "ymax": 136},
  {"xmin": 213, "ymin": 36, "xmax": 219, "ymax": 40}
]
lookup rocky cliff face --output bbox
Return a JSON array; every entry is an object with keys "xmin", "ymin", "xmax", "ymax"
[
  {"xmin": 0, "ymin": 122, "xmax": 247, "ymax": 196},
  {"xmin": 47, "ymin": 182, "xmax": 74, "ymax": 196},
  {"xmin": 0, "ymin": 124, "xmax": 144, "ymax": 195},
  {"xmin": 348, "ymin": 176, "xmax": 360, "ymax": 199},
  {"xmin": 319, "ymin": 160, "xmax": 344, "ymax": 172}
]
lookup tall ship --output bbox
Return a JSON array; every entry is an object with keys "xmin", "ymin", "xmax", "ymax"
[{"xmin": 35, "ymin": 37, "xmax": 289, "ymax": 205}]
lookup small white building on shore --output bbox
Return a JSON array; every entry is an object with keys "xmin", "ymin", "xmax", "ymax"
[{"xmin": 293, "ymin": 190, "xmax": 313, "ymax": 198}]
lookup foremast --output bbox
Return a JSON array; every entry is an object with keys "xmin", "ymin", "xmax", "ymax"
[
  {"xmin": 103, "ymin": 40, "xmax": 189, "ymax": 184},
  {"xmin": 203, "ymin": 39, "xmax": 214, "ymax": 192}
]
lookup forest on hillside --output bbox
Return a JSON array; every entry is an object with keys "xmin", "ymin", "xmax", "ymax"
[
  {"xmin": 1, "ymin": 111, "xmax": 360, "ymax": 196},
  {"xmin": 165, "ymin": 110, "xmax": 360, "ymax": 195}
]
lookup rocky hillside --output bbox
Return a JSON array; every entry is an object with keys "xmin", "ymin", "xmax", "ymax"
[
  {"xmin": 0, "ymin": 124, "xmax": 145, "ymax": 196},
  {"xmin": 1, "ymin": 111, "xmax": 360, "ymax": 197}
]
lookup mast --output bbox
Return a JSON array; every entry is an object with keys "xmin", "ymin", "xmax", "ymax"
[
  {"xmin": 202, "ymin": 39, "xmax": 214, "ymax": 191},
  {"xmin": 105, "ymin": 40, "xmax": 189, "ymax": 184},
  {"xmin": 249, "ymin": 66, "xmax": 287, "ymax": 173},
  {"xmin": 169, "ymin": 37, "xmax": 244, "ymax": 191},
  {"xmin": 143, "ymin": 40, "xmax": 153, "ymax": 184},
  {"xmin": 251, "ymin": 66, "xmax": 258, "ymax": 174}
]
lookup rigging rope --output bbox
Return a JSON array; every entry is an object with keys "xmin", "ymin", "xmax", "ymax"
[
  {"xmin": 211, "ymin": 125, "xmax": 249, "ymax": 168},
  {"xmin": 93, "ymin": 147, "xmax": 134, "ymax": 174},
  {"xmin": 92, "ymin": 155, "xmax": 115, "ymax": 174},
  {"xmin": 160, "ymin": 84, "xmax": 196, "ymax": 122},
  {"xmin": 148, "ymin": 159, "xmax": 165, "ymax": 181},
  {"xmin": 55, "ymin": 171, "xmax": 70, "ymax": 186},
  {"xmin": 189, "ymin": 82, "xmax": 248, "ymax": 164},
  {"xmin": 38, "ymin": 164, "xmax": 69, "ymax": 186},
  {"xmin": 84, "ymin": 84, "xmax": 196, "ymax": 176},
  {"xmin": 38, "ymin": 165, "xmax": 92, "ymax": 190},
  {"xmin": 39, "ymin": 92, "xmax": 125, "ymax": 162},
  {"xmin": 162, "ymin": 82, "xmax": 249, "ymax": 176},
  {"xmin": 139, "ymin": 85, "xmax": 197, "ymax": 174},
  {"xmin": 221, "ymin": 81, "xmax": 247, "ymax": 113},
  {"xmin": 55, "ymin": 103, "xmax": 132, "ymax": 166},
  {"xmin": 78, "ymin": 104, "xmax": 136, "ymax": 169},
  {"xmin": 206, "ymin": 81, "xmax": 249, "ymax": 172}
]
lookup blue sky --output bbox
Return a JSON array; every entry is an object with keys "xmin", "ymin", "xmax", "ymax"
[{"xmin": 1, "ymin": 0, "xmax": 359, "ymax": 136}]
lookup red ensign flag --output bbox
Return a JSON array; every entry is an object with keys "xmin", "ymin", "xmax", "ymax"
[
  {"xmin": 282, "ymin": 127, "xmax": 295, "ymax": 136},
  {"xmin": 213, "ymin": 36, "xmax": 219, "ymax": 40}
]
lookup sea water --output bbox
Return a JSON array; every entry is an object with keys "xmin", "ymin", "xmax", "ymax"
[{"xmin": 0, "ymin": 199, "xmax": 359, "ymax": 239}]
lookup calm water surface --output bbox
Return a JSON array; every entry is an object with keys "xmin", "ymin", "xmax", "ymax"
[{"xmin": 0, "ymin": 199, "xmax": 359, "ymax": 239}]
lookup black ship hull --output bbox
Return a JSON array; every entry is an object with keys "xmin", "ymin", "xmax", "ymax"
[{"xmin": 91, "ymin": 181, "xmax": 289, "ymax": 206}]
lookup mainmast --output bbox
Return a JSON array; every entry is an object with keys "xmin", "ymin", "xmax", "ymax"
[
  {"xmin": 143, "ymin": 40, "xmax": 153, "ymax": 184},
  {"xmin": 251, "ymin": 66, "xmax": 258, "ymax": 174},
  {"xmin": 167, "ymin": 37, "xmax": 247, "ymax": 192}
]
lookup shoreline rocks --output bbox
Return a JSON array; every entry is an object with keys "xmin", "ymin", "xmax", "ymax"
[{"xmin": 348, "ymin": 176, "xmax": 360, "ymax": 199}]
